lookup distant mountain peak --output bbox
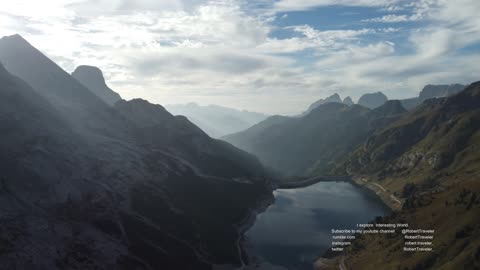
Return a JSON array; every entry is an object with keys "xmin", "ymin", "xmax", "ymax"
[
  {"xmin": 419, "ymin": 84, "xmax": 465, "ymax": 101},
  {"xmin": 357, "ymin": 92, "xmax": 388, "ymax": 109},
  {"xmin": 305, "ymin": 92, "xmax": 343, "ymax": 114},
  {"xmin": 72, "ymin": 65, "xmax": 121, "ymax": 106},
  {"xmin": 329, "ymin": 93, "xmax": 341, "ymax": 99},
  {"xmin": 343, "ymin": 96, "xmax": 354, "ymax": 106}
]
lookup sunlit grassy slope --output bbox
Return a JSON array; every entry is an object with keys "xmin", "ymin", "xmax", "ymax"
[{"xmin": 334, "ymin": 82, "xmax": 480, "ymax": 270}]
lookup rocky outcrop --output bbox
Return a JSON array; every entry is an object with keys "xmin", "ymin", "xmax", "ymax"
[{"xmin": 72, "ymin": 65, "xmax": 122, "ymax": 106}]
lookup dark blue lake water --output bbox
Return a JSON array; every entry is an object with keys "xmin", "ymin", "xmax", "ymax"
[{"xmin": 245, "ymin": 181, "xmax": 390, "ymax": 270}]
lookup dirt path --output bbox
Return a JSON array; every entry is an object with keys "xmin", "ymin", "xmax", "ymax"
[{"xmin": 357, "ymin": 178, "xmax": 402, "ymax": 209}]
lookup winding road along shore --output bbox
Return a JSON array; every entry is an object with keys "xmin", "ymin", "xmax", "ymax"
[
  {"xmin": 278, "ymin": 175, "xmax": 402, "ymax": 210},
  {"xmin": 276, "ymin": 175, "xmax": 352, "ymax": 189}
]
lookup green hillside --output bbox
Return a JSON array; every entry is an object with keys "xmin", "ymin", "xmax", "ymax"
[{"xmin": 328, "ymin": 82, "xmax": 480, "ymax": 270}]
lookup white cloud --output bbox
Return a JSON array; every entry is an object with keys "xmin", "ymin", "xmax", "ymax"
[
  {"xmin": 0, "ymin": 0, "xmax": 479, "ymax": 114},
  {"xmin": 273, "ymin": 0, "xmax": 399, "ymax": 12},
  {"xmin": 362, "ymin": 14, "xmax": 419, "ymax": 23}
]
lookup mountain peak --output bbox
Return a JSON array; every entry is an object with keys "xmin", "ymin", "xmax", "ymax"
[
  {"xmin": 419, "ymin": 84, "xmax": 465, "ymax": 101},
  {"xmin": 357, "ymin": 92, "xmax": 388, "ymax": 109},
  {"xmin": 1, "ymin": 34, "xmax": 27, "ymax": 42},
  {"xmin": 306, "ymin": 92, "xmax": 343, "ymax": 113},
  {"xmin": 73, "ymin": 65, "xmax": 104, "ymax": 80},
  {"xmin": 0, "ymin": 34, "xmax": 32, "ymax": 50},
  {"xmin": 329, "ymin": 93, "xmax": 341, "ymax": 99},
  {"xmin": 72, "ymin": 65, "xmax": 121, "ymax": 106},
  {"xmin": 343, "ymin": 96, "xmax": 354, "ymax": 106}
]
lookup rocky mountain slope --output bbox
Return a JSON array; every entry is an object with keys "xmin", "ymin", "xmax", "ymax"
[
  {"xmin": 341, "ymin": 83, "xmax": 478, "ymax": 177},
  {"xmin": 0, "ymin": 34, "xmax": 272, "ymax": 270},
  {"xmin": 114, "ymin": 99, "xmax": 264, "ymax": 179},
  {"xmin": 329, "ymin": 82, "xmax": 480, "ymax": 270}
]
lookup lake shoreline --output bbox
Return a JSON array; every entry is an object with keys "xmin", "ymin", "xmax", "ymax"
[
  {"xmin": 237, "ymin": 191, "xmax": 276, "ymax": 265},
  {"xmin": 244, "ymin": 179, "xmax": 391, "ymax": 270},
  {"xmin": 275, "ymin": 175, "xmax": 403, "ymax": 270},
  {"xmin": 310, "ymin": 176, "xmax": 403, "ymax": 270},
  {"xmin": 277, "ymin": 175, "xmax": 402, "ymax": 211}
]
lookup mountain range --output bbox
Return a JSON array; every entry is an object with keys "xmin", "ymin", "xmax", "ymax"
[
  {"xmin": 0, "ymin": 34, "xmax": 272, "ymax": 270},
  {"xmin": 223, "ymin": 84, "xmax": 467, "ymax": 177},
  {"xmin": 302, "ymin": 86, "xmax": 465, "ymax": 118},
  {"xmin": 223, "ymin": 100, "xmax": 407, "ymax": 176},
  {"xmin": 303, "ymin": 92, "xmax": 387, "ymax": 116},
  {"xmin": 165, "ymin": 103, "xmax": 269, "ymax": 138}
]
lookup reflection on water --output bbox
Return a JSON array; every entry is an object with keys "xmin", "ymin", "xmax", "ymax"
[{"xmin": 245, "ymin": 181, "xmax": 390, "ymax": 270}]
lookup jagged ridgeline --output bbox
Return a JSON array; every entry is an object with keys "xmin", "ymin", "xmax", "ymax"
[{"xmin": 0, "ymin": 34, "xmax": 272, "ymax": 269}]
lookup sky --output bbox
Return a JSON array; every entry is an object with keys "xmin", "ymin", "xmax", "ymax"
[{"xmin": 0, "ymin": 0, "xmax": 479, "ymax": 114}]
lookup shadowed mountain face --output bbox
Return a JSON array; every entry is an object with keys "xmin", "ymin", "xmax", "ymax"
[
  {"xmin": 0, "ymin": 35, "xmax": 271, "ymax": 270},
  {"xmin": 72, "ymin": 65, "xmax": 122, "ymax": 106},
  {"xmin": 223, "ymin": 101, "xmax": 407, "ymax": 176},
  {"xmin": 114, "ymin": 99, "xmax": 265, "ymax": 179},
  {"xmin": 0, "ymin": 62, "xmax": 79, "ymax": 186},
  {"xmin": 357, "ymin": 91, "xmax": 388, "ymax": 109},
  {"xmin": 0, "ymin": 35, "xmax": 128, "ymax": 140},
  {"xmin": 165, "ymin": 103, "xmax": 268, "ymax": 138}
]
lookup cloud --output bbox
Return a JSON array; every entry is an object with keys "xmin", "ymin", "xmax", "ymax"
[
  {"xmin": 130, "ymin": 48, "xmax": 274, "ymax": 76},
  {"xmin": 273, "ymin": 0, "xmax": 400, "ymax": 12},
  {"xmin": 0, "ymin": 0, "xmax": 479, "ymax": 114},
  {"xmin": 362, "ymin": 14, "xmax": 420, "ymax": 23}
]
